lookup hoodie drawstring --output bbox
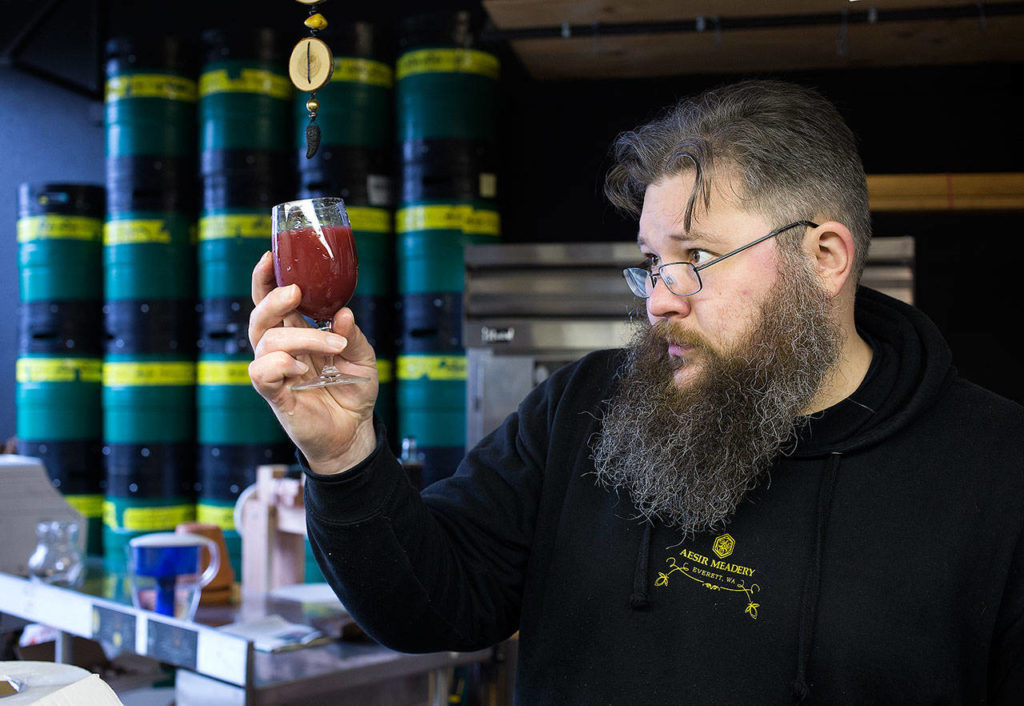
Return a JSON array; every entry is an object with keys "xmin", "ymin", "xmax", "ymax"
[
  {"xmin": 630, "ymin": 521, "xmax": 653, "ymax": 609},
  {"xmin": 792, "ymin": 452, "xmax": 843, "ymax": 702}
]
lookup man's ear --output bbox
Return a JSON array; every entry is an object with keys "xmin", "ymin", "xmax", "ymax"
[{"xmin": 803, "ymin": 221, "xmax": 856, "ymax": 297}]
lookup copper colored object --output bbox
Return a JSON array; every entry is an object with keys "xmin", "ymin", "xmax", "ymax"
[{"xmin": 176, "ymin": 522, "xmax": 235, "ymax": 604}]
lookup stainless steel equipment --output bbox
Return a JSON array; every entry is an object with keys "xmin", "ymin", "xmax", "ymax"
[{"xmin": 464, "ymin": 242, "xmax": 638, "ymax": 448}]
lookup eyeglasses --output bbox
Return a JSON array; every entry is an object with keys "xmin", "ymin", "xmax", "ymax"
[{"xmin": 623, "ymin": 220, "xmax": 818, "ymax": 298}]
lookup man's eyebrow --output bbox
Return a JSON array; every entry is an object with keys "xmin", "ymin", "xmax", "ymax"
[{"xmin": 637, "ymin": 230, "xmax": 722, "ymax": 250}]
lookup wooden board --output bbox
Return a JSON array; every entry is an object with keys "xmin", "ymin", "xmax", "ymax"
[
  {"xmin": 484, "ymin": 0, "xmax": 1023, "ymax": 28},
  {"xmin": 482, "ymin": 0, "xmax": 1024, "ymax": 79},
  {"xmin": 867, "ymin": 173, "xmax": 1024, "ymax": 211}
]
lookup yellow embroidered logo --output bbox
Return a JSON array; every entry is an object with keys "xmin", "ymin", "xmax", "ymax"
[
  {"xmin": 713, "ymin": 533, "xmax": 735, "ymax": 559},
  {"xmin": 655, "ymin": 535, "xmax": 761, "ymax": 619}
]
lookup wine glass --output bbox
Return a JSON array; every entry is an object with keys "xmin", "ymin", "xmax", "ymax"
[{"xmin": 272, "ymin": 197, "xmax": 370, "ymax": 389}]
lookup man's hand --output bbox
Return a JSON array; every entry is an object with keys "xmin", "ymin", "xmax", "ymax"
[{"xmin": 248, "ymin": 252, "xmax": 379, "ymax": 474}]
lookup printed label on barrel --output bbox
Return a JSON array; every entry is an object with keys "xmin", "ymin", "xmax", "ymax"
[
  {"xmin": 197, "ymin": 360, "xmax": 252, "ymax": 386},
  {"xmin": 347, "ymin": 206, "xmax": 392, "ymax": 234},
  {"xmin": 396, "ymin": 49, "xmax": 499, "ymax": 80},
  {"xmin": 196, "ymin": 503, "xmax": 236, "ymax": 531},
  {"xmin": 17, "ymin": 358, "xmax": 103, "ymax": 383},
  {"xmin": 397, "ymin": 355, "xmax": 467, "ymax": 381},
  {"xmin": 396, "ymin": 204, "xmax": 500, "ymax": 235},
  {"xmin": 103, "ymin": 501, "xmax": 195, "ymax": 531},
  {"xmin": 105, "ymin": 74, "xmax": 198, "ymax": 102},
  {"xmin": 103, "ymin": 361, "xmax": 196, "ymax": 387},
  {"xmin": 331, "ymin": 57, "xmax": 394, "ymax": 88},
  {"xmin": 104, "ymin": 220, "xmax": 183, "ymax": 246},
  {"xmin": 200, "ymin": 68, "xmax": 293, "ymax": 99},
  {"xmin": 66, "ymin": 494, "xmax": 104, "ymax": 519},
  {"xmin": 199, "ymin": 213, "xmax": 273, "ymax": 240},
  {"xmin": 18, "ymin": 215, "xmax": 103, "ymax": 242}
]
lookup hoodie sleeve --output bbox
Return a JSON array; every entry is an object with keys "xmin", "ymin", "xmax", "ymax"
[
  {"xmin": 302, "ymin": 376, "xmax": 554, "ymax": 653},
  {"xmin": 989, "ymin": 507, "xmax": 1024, "ymax": 703}
]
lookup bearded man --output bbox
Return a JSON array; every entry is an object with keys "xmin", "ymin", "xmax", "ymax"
[{"xmin": 249, "ymin": 80, "xmax": 1024, "ymax": 703}]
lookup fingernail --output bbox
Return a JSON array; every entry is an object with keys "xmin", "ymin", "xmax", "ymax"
[
  {"xmin": 327, "ymin": 334, "xmax": 347, "ymax": 351},
  {"xmin": 297, "ymin": 361, "xmax": 310, "ymax": 374}
]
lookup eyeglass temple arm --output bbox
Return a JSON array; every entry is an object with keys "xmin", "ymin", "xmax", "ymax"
[{"xmin": 692, "ymin": 220, "xmax": 818, "ymax": 273}]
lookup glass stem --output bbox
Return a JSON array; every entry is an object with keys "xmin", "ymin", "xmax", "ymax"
[{"xmin": 317, "ymin": 320, "xmax": 340, "ymax": 377}]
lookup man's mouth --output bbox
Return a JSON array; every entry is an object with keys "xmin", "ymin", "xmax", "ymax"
[{"xmin": 667, "ymin": 343, "xmax": 692, "ymax": 359}]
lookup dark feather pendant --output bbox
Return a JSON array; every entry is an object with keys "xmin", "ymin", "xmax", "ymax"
[{"xmin": 305, "ymin": 122, "xmax": 321, "ymax": 159}]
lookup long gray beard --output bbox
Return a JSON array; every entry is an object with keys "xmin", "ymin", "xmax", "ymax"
[{"xmin": 590, "ymin": 248, "xmax": 843, "ymax": 536}]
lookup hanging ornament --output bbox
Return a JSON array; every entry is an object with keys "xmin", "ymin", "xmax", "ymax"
[{"xmin": 289, "ymin": 0, "xmax": 333, "ymax": 158}]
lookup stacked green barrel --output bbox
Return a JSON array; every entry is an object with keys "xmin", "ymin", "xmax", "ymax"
[
  {"xmin": 16, "ymin": 183, "xmax": 105, "ymax": 556},
  {"xmin": 295, "ymin": 21, "xmax": 398, "ymax": 447},
  {"xmin": 395, "ymin": 11, "xmax": 500, "ymax": 487},
  {"xmin": 103, "ymin": 36, "xmax": 198, "ymax": 568},
  {"xmin": 197, "ymin": 28, "xmax": 295, "ymax": 576}
]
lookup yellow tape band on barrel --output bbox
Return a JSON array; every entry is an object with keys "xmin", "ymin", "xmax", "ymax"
[
  {"xmin": 105, "ymin": 73, "xmax": 198, "ymax": 102},
  {"xmin": 197, "ymin": 503, "xmax": 237, "ymax": 531},
  {"xmin": 396, "ymin": 204, "xmax": 472, "ymax": 233},
  {"xmin": 199, "ymin": 213, "xmax": 272, "ymax": 241},
  {"xmin": 104, "ymin": 219, "xmax": 174, "ymax": 246},
  {"xmin": 199, "ymin": 68, "xmax": 293, "ymax": 99},
  {"xmin": 104, "ymin": 502, "xmax": 195, "ymax": 531},
  {"xmin": 65, "ymin": 494, "xmax": 104, "ymax": 519},
  {"xmin": 103, "ymin": 361, "xmax": 196, "ymax": 387},
  {"xmin": 397, "ymin": 355, "xmax": 467, "ymax": 381},
  {"xmin": 347, "ymin": 206, "xmax": 393, "ymax": 234},
  {"xmin": 17, "ymin": 215, "xmax": 102, "ymax": 243},
  {"xmin": 396, "ymin": 48, "xmax": 499, "ymax": 80},
  {"xmin": 396, "ymin": 204, "xmax": 500, "ymax": 235},
  {"xmin": 464, "ymin": 208, "xmax": 501, "ymax": 236},
  {"xmin": 198, "ymin": 360, "xmax": 252, "ymax": 386},
  {"xmin": 17, "ymin": 358, "xmax": 103, "ymax": 383},
  {"xmin": 376, "ymin": 359, "xmax": 394, "ymax": 383},
  {"xmin": 331, "ymin": 57, "xmax": 394, "ymax": 88}
]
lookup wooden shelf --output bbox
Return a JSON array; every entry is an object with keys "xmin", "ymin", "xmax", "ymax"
[{"xmin": 867, "ymin": 173, "xmax": 1024, "ymax": 211}]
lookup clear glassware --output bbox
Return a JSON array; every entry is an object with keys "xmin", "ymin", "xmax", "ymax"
[
  {"xmin": 272, "ymin": 196, "xmax": 370, "ymax": 389},
  {"xmin": 27, "ymin": 520, "xmax": 84, "ymax": 587}
]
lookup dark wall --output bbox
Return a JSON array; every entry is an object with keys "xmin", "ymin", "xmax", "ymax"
[{"xmin": 2, "ymin": 2, "xmax": 1022, "ymax": 441}]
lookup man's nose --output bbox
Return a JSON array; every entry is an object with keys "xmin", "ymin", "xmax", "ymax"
[{"xmin": 646, "ymin": 276, "xmax": 692, "ymax": 321}]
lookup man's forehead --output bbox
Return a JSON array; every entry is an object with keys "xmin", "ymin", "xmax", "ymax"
[{"xmin": 637, "ymin": 227, "xmax": 724, "ymax": 251}]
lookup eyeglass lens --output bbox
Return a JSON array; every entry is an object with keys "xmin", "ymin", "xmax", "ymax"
[{"xmin": 625, "ymin": 263, "xmax": 701, "ymax": 298}]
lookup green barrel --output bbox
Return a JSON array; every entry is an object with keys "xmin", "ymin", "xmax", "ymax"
[
  {"xmin": 347, "ymin": 205, "xmax": 393, "ymax": 297},
  {"xmin": 196, "ymin": 441, "xmax": 293, "ymax": 579},
  {"xmin": 197, "ymin": 352, "xmax": 287, "ymax": 446},
  {"xmin": 400, "ymin": 292, "xmax": 462, "ymax": 352},
  {"xmin": 395, "ymin": 13, "xmax": 499, "ymax": 144},
  {"xmin": 104, "ymin": 36, "xmax": 198, "ymax": 158},
  {"xmin": 103, "ymin": 210, "xmax": 196, "ymax": 300},
  {"xmin": 198, "ymin": 209, "xmax": 271, "ymax": 300},
  {"xmin": 305, "ymin": 538, "xmax": 327, "ymax": 583},
  {"xmin": 102, "ymin": 353, "xmax": 195, "ymax": 444},
  {"xmin": 396, "ymin": 351, "xmax": 466, "ymax": 486},
  {"xmin": 396, "ymin": 201, "xmax": 500, "ymax": 295},
  {"xmin": 199, "ymin": 29, "xmax": 292, "ymax": 159},
  {"xmin": 294, "ymin": 21, "xmax": 393, "ymax": 154},
  {"xmin": 102, "ymin": 442, "xmax": 196, "ymax": 571},
  {"xmin": 17, "ymin": 357, "xmax": 104, "ymax": 557},
  {"xmin": 16, "ymin": 440, "xmax": 104, "ymax": 556},
  {"xmin": 17, "ymin": 184, "xmax": 104, "ymax": 302},
  {"xmin": 17, "ymin": 355, "xmax": 102, "ymax": 442}
]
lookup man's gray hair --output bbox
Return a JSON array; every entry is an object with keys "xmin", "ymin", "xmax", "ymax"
[{"xmin": 604, "ymin": 80, "xmax": 872, "ymax": 282}]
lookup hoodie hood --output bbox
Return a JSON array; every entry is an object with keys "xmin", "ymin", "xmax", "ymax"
[{"xmin": 791, "ymin": 286, "xmax": 957, "ymax": 458}]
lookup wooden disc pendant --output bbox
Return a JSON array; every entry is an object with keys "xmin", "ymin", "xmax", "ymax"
[{"xmin": 289, "ymin": 36, "xmax": 333, "ymax": 93}]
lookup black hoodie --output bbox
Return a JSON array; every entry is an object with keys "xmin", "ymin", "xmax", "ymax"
[{"xmin": 304, "ymin": 287, "xmax": 1024, "ymax": 704}]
